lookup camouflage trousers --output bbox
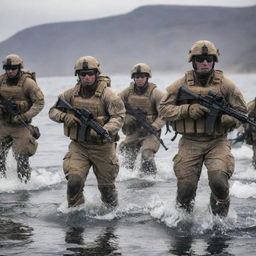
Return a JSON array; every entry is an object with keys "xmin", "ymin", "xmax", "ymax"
[
  {"xmin": 63, "ymin": 141, "xmax": 119, "ymax": 207},
  {"xmin": 0, "ymin": 121, "xmax": 37, "ymax": 182},
  {"xmin": 173, "ymin": 136, "xmax": 234, "ymax": 216},
  {"xmin": 119, "ymin": 132, "xmax": 160, "ymax": 174}
]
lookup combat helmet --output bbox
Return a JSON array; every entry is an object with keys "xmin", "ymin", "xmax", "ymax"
[
  {"xmin": 2, "ymin": 54, "xmax": 24, "ymax": 69},
  {"xmin": 74, "ymin": 56, "xmax": 101, "ymax": 75},
  {"xmin": 188, "ymin": 40, "xmax": 220, "ymax": 62},
  {"xmin": 131, "ymin": 63, "xmax": 151, "ymax": 78}
]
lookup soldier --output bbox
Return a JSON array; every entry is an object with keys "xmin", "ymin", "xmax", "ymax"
[
  {"xmin": 0, "ymin": 54, "xmax": 44, "ymax": 182},
  {"xmin": 245, "ymin": 98, "xmax": 256, "ymax": 168},
  {"xmin": 119, "ymin": 63, "xmax": 165, "ymax": 174},
  {"xmin": 49, "ymin": 56, "xmax": 125, "ymax": 208},
  {"xmin": 159, "ymin": 40, "xmax": 247, "ymax": 217}
]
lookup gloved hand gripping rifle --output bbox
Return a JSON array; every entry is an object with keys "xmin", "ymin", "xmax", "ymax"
[
  {"xmin": 56, "ymin": 97, "xmax": 112, "ymax": 142},
  {"xmin": 178, "ymin": 87, "xmax": 256, "ymax": 134}
]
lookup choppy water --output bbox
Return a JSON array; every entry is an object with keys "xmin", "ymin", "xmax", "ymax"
[{"xmin": 1, "ymin": 73, "xmax": 256, "ymax": 256}]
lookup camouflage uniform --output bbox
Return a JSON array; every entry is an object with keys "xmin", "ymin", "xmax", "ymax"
[
  {"xmin": 49, "ymin": 56, "xmax": 125, "ymax": 208},
  {"xmin": 119, "ymin": 63, "xmax": 165, "ymax": 174},
  {"xmin": 246, "ymin": 98, "xmax": 256, "ymax": 168},
  {"xmin": 159, "ymin": 41, "xmax": 247, "ymax": 216},
  {"xmin": 0, "ymin": 54, "xmax": 44, "ymax": 182}
]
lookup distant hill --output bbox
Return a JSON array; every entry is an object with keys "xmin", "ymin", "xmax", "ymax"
[{"xmin": 0, "ymin": 5, "xmax": 255, "ymax": 77}]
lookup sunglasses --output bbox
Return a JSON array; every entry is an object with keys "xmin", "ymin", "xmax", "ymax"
[
  {"xmin": 79, "ymin": 71, "xmax": 95, "ymax": 77},
  {"xmin": 194, "ymin": 55, "xmax": 214, "ymax": 63},
  {"xmin": 134, "ymin": 73, "xmax": 148, "ymax": 79},
  {"xmin": 4, "ymin": 66, "xmax": 19, "ymax": 71}
]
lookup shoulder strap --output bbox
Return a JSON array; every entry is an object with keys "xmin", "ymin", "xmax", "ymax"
[
  {"xmin": 185, "ymin": 71, "xmax": 195, "ymax": 86},
  {"xmin": 17, "ymin": 70, "xmax": 37, "ymax": 87},
  {"xmin": 95, "ymin": 76, "xmax": 110, "ymax": 97},
  {"xmin": 212, "ymin": 70, "xmax": 223, "ymax": 85},
  {"xmin": 0, "ymin": 74, "xmax": 5, "ymax": 87},
  {"xmin": 145, "ymin": 82, "xmax": 157, "ymax": 97},
  {"xmin": 127, "ymin": 82, "xmax": 135, "ymax": 96}
]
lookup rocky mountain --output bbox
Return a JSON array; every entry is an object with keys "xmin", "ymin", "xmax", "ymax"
[{"xmin": 0, "ymin": 5, "xmax": 255, "ymax": 76}]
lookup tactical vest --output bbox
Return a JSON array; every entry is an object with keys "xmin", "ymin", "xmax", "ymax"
[
  {"xmin": 126, "ymin": 82, "xmax": 158, "ymax": 124},
  {"xmin": 64, "ymin": 76, "xmax": 112, "ymax": 143},
  {"xmin": 172, "ymin": 70, "xmax": 230, "ymax": 136},
  {"xmin": 0, "ymin": 71, "xmax": 34, "ymax": 120}
]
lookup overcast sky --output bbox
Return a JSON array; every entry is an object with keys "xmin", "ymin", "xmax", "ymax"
[{"xmin": 0, "ymin": 0, "xmax": 255, "ymax": 41}]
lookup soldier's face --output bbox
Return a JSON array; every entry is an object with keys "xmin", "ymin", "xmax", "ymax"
[
  {"xmin": 134, "ymin": 73, "xmax": 148, "ymax": 87},
  {"xmin": 5, "ymin": 67, "xmax": 19, "ymax": 78},
  {"xmin": 79, "ymin": 70, "xmax": 97, "ymax": 86},
  {"xmin": 195, "ymin": 58, "xmax": 214, "ymax": 73}
]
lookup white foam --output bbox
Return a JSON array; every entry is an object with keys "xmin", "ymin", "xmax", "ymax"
[
  {"xmin": 0, "ymin": 166, "xmax": 63, "ymax": 193},
  {"xmin": 232, "ymin": 144, "xmax": 252, "ymax": 160},
  {"xmin": 233, "ymin": 165, "xmax": 256, "ymax": 180},
  {"xmin": 230, "ymin": 181, "xmax": 256, "ymax": 198}
]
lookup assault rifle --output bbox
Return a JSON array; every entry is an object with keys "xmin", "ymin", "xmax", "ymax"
[
  {"xmin": 0, "ymin": 95, "xmax": 40, "ymax": 139},
  {"xmin": 56, "ymin": 97, "xmax": 112, "ymax": 142},
  {"xmin": 124, "ymin": 102, "xmax": 168, "ymax": 150},
  {"xmin": 178, "ymin": 87, "xmax": 256, "ymax": 134}
]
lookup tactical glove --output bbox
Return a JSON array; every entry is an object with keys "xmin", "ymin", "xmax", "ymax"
[
  {"xmin": 90, "ymin": 129, "xmax": 99, "ymax": 139},
  {"xmin": 188, "ymin": 104, "xmax": 209, "ymax": 120},
  {"xmin": 221, "ymin": 115, "xmax": 238, "ymax": 128},
  {"xmin": 63, "ymin": 113, "xmax": 81, "ymax": 128},
  {"xmin": 90, "ymin": 129, "xmax": 111, "ymax": 143}
]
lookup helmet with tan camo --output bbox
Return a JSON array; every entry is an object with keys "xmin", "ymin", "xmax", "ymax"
[
  {"xmin": 131, "ymin": 63, "xmax": 151, "ymax": 78},
  {"xmin": 188, "ymin": 40, "xmax": 220, "ymax": 62},
  {"xmin": 74, "ymin": 56, "xmax": 101, "ymax": 75},
  {"xmin": 2, "ymin": 54, "xmax": 24, "ymax": 69}
]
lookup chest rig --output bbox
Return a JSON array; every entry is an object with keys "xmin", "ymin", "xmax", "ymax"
[
  {"xmin": 64, "ymin": 76, "xmax": 111, "ymax": 143},
  {"xmin": 173, "ymin": 70, "xmax": 230, "ymax": 136},
  {"xmin": 0, "ymin": 72, "xmax": 33, "ymax": 120},
  {"xmin": 126, "ymin": 82, "xmax": 158, "ymax": 124}
]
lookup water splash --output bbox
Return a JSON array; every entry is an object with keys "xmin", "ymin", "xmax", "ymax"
[{"xmin": 0, "ymin": 166, "xmax": 63, "ymax": 193}]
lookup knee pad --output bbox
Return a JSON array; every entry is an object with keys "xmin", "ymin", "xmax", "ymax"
[
  {"xmin": 177, "ymin": 182, "xmax": 197, "ymax": 204},
  {"xmin": 67, "ymin": 174, "xmax": 83, "ymax": 197},
  {"xmin": 208, "ymin": 171, "xmax": 229, "ymax": 200}
]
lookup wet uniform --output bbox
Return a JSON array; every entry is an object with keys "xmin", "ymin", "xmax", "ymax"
[{"xmin": 160, "ymin": 69, "xmax": 247, "ymax": 216}]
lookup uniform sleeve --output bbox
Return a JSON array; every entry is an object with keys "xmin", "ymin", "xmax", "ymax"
[
  {"xmin": 118, "ymin": 88, "xmax": 127, "ymax": 102},
  {"xmin": 221, "ymin": 77, "xmax": 247, "ymax": 114},
  {"xmin": 48, "ymin": 89, "xmax": 73, "ymax": 123},
  {"xmin": 102, "ymin": 88, "xmax": 126, "ymax": 136},
  {"xmin": 23, "ymin": 78, "xmax": 44, "ymax": 120},
  {"xmin": 247, "ymin": 98, "xmax": 256, "ymax": 118},
  {"xmin": 151, "ymin": 87, "xmax": 166, "ymax": 130},
  {"xmin": 159, "ymin": 77, "xmax": 190, "ymax": 121}
]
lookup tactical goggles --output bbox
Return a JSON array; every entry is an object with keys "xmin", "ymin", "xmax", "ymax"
[
  {"xmin": 78, "ymin": 70, "xmax": 96, "ymax": 77},
  {"xmin": 194, "ymin": 55, "xmax": 214, "ymax": 63},
  {"xmin": 4, "ymin": 65, "xmax": 19, "ymax": 70},
  {"xmin": 134, "ymin": 73, "xmax": 148, "ymax": 79}
]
